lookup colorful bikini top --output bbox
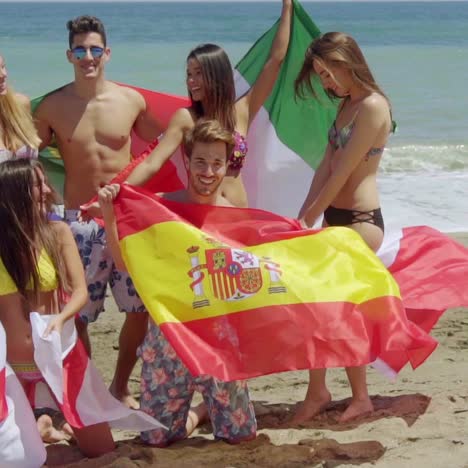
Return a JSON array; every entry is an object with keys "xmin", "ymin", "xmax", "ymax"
[
  {"xmin": 228, "ymin": 131, "xmax": 248, "ymax": 170},
  {"xmin": 0, "ymin": 146, "xmax": 39, "ymax": 163},
  {"xmin": 0, "ymin": 250, "xmax": 58, "ymax": 296},
  {"xmin": 328, "ymin": 113, "xmax": 396, "ymax": 158}
]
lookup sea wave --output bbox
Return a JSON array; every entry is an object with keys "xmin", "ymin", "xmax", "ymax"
[{"xmin": 381, "ymin": 144, "xmax": 468, "ymax": 174}]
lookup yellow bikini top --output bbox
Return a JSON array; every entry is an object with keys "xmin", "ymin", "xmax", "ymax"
[{"xmin": 0, "ymin": 250, "xmax": 58, "ymax": 295}]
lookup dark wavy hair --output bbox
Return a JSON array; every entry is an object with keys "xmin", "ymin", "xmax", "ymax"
[
  {"xmin": 186, "ymin": 44, "xmax": 236, "ymax": 133},
  {"xmin": 0, "ymin": 159, "xmax": 67, "ymax": 302},
  {"xmin": 67, "ymin": 15, "xmax": 107, "ymax": 48}
]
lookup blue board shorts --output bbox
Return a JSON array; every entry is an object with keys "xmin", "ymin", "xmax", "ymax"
[{"xmin": 65, "ymin": 210, "xmax": 146, "ymax": 323}]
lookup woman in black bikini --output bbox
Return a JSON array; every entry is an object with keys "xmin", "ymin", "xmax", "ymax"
[{"xmin": 293, "ymin": 32, "xmax": 394, "ymax": 423}]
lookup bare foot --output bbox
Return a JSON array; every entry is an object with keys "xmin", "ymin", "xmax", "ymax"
[
  {"xmin": 186, "ymin": 402, "xmax": 209, "ymax": 436},
  {"xmin": 291, "ymin": 391, "xmax": 332, "ymax": 424},
  {"xmin": 37, "ymin": 414, "xmax": 74, "ymax": 444},
  {"xmin": 110, "ymin": 386, "xmax": 140, "ymax": 410},
  {"xmin": 339, "ymin": 397, "xmax": 374, "ymax": 423}
]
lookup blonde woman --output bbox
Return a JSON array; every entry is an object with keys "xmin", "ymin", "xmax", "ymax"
[{"xmin": 0, "ymin": 54, "xmax": 40, "ymax": 161}]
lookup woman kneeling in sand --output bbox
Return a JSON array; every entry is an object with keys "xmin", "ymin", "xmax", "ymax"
[{"xmin": 0, "ymin": 159, "xmax": 116, "ymax": 463}]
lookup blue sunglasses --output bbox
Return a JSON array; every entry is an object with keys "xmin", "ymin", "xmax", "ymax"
[{"xmin": 70, "ymin": 46, "xmax": 105, "ymax": 60}]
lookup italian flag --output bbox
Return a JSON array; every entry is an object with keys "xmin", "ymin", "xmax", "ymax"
[{"xmin": 235, "ymin": 0, "xmax": 337, "ymax": 216}]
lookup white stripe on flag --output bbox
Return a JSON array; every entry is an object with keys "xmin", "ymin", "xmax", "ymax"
[
  {"xmin": 0, "ymin": 366, "xmax": 47, "ymax": 468},
  {"xmin": 234, "ymin": 72, "xmax": 314, "ymax": 217},
  {"xmin": 377, "ymin": 229, "xmax": 404, "ymax": 268},
  {"xmin": 0, "ymin": 324, "xmax": 46, "ymax": 468},
  {"xmin": 30, "ymin": 313, "xmax": 165, "ymax": 431},
  {"xmin": 371, "ymin": 358, "xmax": 398, "ymax": 380},
  {"xmin": 0, "ymin": 325, "xmax": 5, "ymax": 372}
]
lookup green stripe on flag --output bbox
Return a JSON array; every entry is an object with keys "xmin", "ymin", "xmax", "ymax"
[
  {"xmin": 235, "ymin": 0, "xmax": 337, "ymax": 170},
  {"xmin": 31, "ymin": 90, "xmax": 66, "ymax": 196}
]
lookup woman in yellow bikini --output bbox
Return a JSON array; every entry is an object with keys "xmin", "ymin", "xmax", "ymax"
[{"xmin": 0, "ymin": 159, "xmax": 115, "ymax": 460}]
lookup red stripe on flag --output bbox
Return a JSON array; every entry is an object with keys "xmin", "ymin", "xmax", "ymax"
[
  {"xmin": 114, "ymin": 140, "xmax": 184, "ymax": 194},
  {"xmin": 115, "ymin": 185, "xmax": 306, "ymax": 245},
  {"xmin": 369, "ymin": 225, "xmax": 468, "ymax": 374},
  {"xmin": 377, "ymin": 308, "xmax": 445, "ymax": 374},
  {"xmin": 222, "ymin": 273, "xmax": 231, "ymax": 300},
  {"xmin": 390, "ymin": 226, "xmax": 468, "ymax": 311},
  {"xmin": 120, "ymin": 83, "xmax": 188, "ymax": 195},
  {"xmin": 61, "ymin": 339, "xmax": 89, "ymax": 428},
  {"xmin": 159, "ymin": 296, "xmax": 437, "ymax": 382},
  {"xmin": 118, "ymin": 83, "xmax": 189, "ymax": 130},
  {"xmin": 0, "ymin": 368, "xmax": 7, "ymax": 422},
  {"xmin": 229, "ymin": 274, "xmax": 236, "ymax": 298}
]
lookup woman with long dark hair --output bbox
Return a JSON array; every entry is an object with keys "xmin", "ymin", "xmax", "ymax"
[
  {"xmin": 126, "ymin": 0, "xmax": 292, "ymax": 208},
  {"xmin": 294, "ymin": 32, "xmax": 394, "ymax": 423},
  {"xmin": 0, "ymin": 159, "xmax": 116, "ymax": 459}
]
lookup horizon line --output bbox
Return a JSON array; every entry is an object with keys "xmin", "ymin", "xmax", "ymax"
[{"xmin": 1, "ymin": 0, "xmax": 467, "ymax": 3}]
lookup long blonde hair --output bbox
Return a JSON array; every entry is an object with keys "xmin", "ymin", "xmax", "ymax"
[
  {"xmin": 0, "ymin": 87, "xmax": 41, "ymax": 151},
  {"xmin": 295, "ymin": 32, "xmax": 389, "ymax": 104}
]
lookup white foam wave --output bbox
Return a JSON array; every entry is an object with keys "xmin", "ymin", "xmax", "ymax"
[
  {"xmin": 381, "ymin": 144, "xmax": 468, "ymax": 174},
  {"xmin": 379, "ymin": 171, "xmax": 468, "ymax": 233}
]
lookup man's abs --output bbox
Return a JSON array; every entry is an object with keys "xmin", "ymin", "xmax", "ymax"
[{"xmin": 61, "ymin": 144, "xmax": 133, "ymax": 208}]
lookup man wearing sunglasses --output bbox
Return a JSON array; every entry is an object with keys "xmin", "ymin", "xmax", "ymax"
[{"xmin": 34, "ymin": 15, "xmax": 161, "ymax": 410}]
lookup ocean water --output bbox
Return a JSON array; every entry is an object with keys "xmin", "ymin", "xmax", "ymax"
[{"xmin": 1, "ymin": 1, "xmax": 467, "ymax": 231}]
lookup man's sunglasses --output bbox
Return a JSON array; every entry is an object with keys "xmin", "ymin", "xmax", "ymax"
[{"xmin": 70, "ymin": 46, "xmax": 105, "ymax": 60}]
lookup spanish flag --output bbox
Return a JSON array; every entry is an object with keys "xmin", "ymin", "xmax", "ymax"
[{"xmin": 114, "ymin": 185, "xmax": 436, "ymax": 382}]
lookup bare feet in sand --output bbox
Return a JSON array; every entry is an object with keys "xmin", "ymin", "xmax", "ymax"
[
  {"xmin": 110, "ymin": 386, "xmax": 140, "ymax": 410},
  {"xmin": 36, "ymin": 414, "xmax": 74, "ymax": 444},
  {"xmin": 339, "ymin": 397, "xmax": 374, "ymax": 423},
  {"xmin": 186, "ymin": 402, "xmax": 209, "ymax": 436},
  {"xmin": 291, "ymin": 391, "xmax": 332, "ymax": 424}
]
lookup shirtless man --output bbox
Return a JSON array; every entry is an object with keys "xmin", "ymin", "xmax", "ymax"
[
  {"xmin": 98, "ymin": 119, "xmax": 257, "ymax": 446},
  {"xmin": 34, "ymin": 15, "xmax": 161, "ymax": 408}
]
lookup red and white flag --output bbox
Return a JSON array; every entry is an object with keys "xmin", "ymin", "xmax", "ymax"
[
  {"xmin": 0, "ymin": 323, "xmax": 47, "ymax": 468},
  {"xmin": 375, "ymin": 226, "xmax": 468, "ymax": 376},
  {"xmin": 0, "ymin": 316, "xmax": 164, "ymax": 467},
  {"xmin": 28, "ymin": 313, "xmax": 163, "ymax": 431}
]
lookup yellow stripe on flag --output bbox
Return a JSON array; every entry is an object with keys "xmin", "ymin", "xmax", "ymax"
[{"xmin": 120, "ymin": 221, "xmax": 400, "ymax": 325}]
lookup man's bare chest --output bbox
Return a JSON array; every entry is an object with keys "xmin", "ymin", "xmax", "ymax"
[{"xmin": 51, "ymin": 100, "xmax": 138, "ymax": 147}]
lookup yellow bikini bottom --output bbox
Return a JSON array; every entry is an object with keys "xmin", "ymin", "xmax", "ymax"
[{"xmin": 10, "ymin": 362, "xmax": 43, "ymax": 382}]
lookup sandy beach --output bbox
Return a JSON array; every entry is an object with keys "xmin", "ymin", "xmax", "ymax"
[{"xmin": 45, "ymin": 233, "xmax": 468, "ymax": 468}]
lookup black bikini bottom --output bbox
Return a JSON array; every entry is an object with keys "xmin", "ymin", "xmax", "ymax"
[{"xmin": 324, "ymin": 205, "xmax": 384, "ymax": 233}]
